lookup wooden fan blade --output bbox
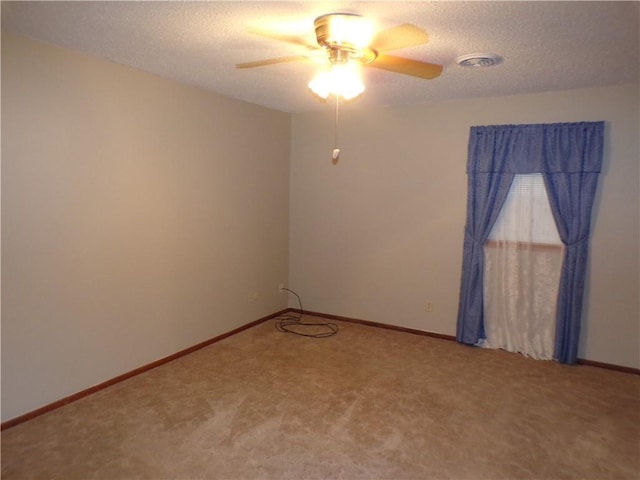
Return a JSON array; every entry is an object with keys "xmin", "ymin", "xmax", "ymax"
[
  {"xmin": 371, "ymin": 23, "xmax": 429, "ymax": 52},
  {"xmin": 370, "ymin": 54, "xmax": 443, "ymax": 79},
  {"xmin": 247, "ymin": 26, "xmax": 317, "ymax": 49},
  {"xmin": 236, "ymin": 55, "xmax": 309, "ymax": 69}
]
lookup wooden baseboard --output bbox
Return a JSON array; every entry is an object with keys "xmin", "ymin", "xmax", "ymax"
[
  {"xmin": 297, "ymin": 308, "xmax": 457, "ymax": 342},
  {"xmin": 575, "ymin": 358, "xmax": 640, "ymax": 375},
  {"xmin": 0, "ymin": 310, "xmax": 288, "ymax": 431},
  {"xmin": 296, "ymin": 309, "xmax": 640, "ymax": 376}
]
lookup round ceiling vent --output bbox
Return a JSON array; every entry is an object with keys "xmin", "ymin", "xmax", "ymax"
[{"xmin": 456, "ymin": 53, "xmax": 503, "ymax": 68}]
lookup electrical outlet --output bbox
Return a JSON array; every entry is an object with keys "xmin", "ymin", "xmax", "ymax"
[
  {"xmin": 248, "ymin": 292, "xmax": 259, "ymax": 302},
  {"xmin": 426, "ymin": 301, "xmax": 433, "ymax": 313},
  {"xmin": 279, "ymin": 283, "xmax": 285, "ymax": 294}
]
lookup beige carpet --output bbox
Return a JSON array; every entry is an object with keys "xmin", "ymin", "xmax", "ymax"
[{"xmin": 2, "ymin": 316, "xmax": 639, "ymax": 479}]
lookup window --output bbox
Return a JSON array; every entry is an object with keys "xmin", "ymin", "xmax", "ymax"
[{"xmin": 482, "ymin": 174, "xmax": 564, "ymax": 359}]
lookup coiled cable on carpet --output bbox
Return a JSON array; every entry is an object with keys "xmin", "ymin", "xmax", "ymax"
[{"xmin": 275, "ymin": 288, "xmax": 338, "ymax": 338}]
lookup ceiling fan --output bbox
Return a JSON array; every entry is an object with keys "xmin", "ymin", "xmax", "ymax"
[{"xmin": 237, "ymin": 13, "xmax": 443, "ymax": 100}]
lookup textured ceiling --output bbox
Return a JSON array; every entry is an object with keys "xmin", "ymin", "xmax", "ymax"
[{"xmin": 2, "ymin": 1, "xmax": 638, "ymax": 113}]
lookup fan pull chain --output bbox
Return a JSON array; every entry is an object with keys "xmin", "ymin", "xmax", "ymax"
[{"xmin": 332, "ymin": 95, "xmax": 340, "ymax": 165}]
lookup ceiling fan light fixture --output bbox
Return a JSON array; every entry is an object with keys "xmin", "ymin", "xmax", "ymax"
[
  {"xmin": 238, "ymin": 12, "xmax": 443, "ymax": 104},
  {"xmin": 308, "ymin": 62, "xmax": 365, "ymax": 100}
]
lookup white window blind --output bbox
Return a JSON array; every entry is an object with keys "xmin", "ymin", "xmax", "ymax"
[{"xmin": 488, "ymin": 174, "xmax": 562, "ymax": 245}]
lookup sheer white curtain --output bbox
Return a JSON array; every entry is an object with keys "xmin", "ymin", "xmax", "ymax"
[{"xmin": 481, "ymin": 174, "xmax": 564, "ymax": 360}]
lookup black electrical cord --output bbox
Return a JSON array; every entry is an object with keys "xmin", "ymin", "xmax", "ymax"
[{"xmin": 275, "ymin": 288, "xmax": 338, "ymax": 338}]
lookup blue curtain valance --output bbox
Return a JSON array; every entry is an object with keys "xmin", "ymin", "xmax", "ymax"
[{"xmin": 468, "ymin": 121, "xmax": 604, "ymax": 174}]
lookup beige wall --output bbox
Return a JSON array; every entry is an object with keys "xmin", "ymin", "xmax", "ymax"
[
  {"xmin": 1, "ymin": 32, "xmax": 291, "ymax": 421},
  {"xmin": 289, "ymin": 83, "xmax": 639, "ymax": 369}
]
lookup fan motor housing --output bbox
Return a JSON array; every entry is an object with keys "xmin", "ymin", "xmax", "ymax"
[{"xmin": 314, "ymin": 13, "xmax": 377, "ymax": 64}]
